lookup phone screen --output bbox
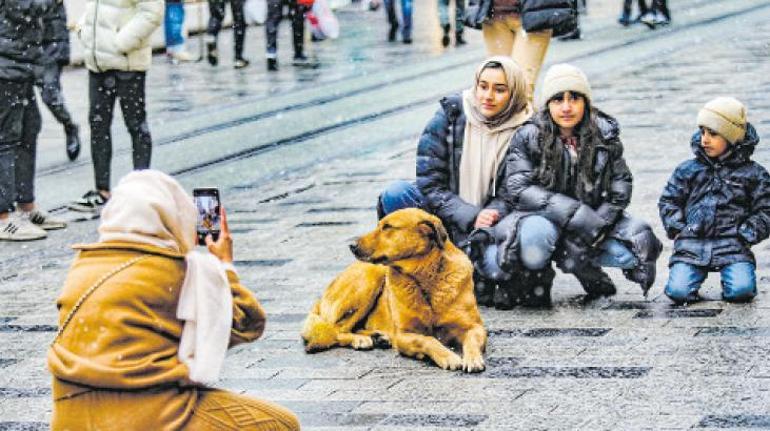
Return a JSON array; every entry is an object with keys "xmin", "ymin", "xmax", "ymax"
[{"xmin": 193, "ymin": 188, "xmax": 221, "ymax": 245}]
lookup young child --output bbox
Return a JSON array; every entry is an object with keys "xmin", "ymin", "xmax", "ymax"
[{"xmin": 659, "ymin": 97, "xmax": 770, "ymax": 303}]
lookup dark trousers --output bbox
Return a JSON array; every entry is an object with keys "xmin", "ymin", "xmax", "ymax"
[
  {"xmin": 207, "ymin": 0, "xmax": 247, "ymax": 59},
  {"xmin": 88, "ymin": 71, "xmax": 152, "ymax": 192},
  {"xmin": 36, "ymin": 62, "xmax": 75, "ymax": 128},
  {"xmin": 622, "ymin": 0, "xmax": 648, "ymax": 16},
  {"xmin": 265, "ymin": 0, "xmax": 307, "ymax": 58},
  {"xmin": 0, "ymin": 79, "xmax": 41, "ymax": 212}
]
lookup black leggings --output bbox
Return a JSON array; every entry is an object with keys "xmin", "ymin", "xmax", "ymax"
[
  {"xmin": 265, "ymin": 0, "xmax": 308, "ymax": 57},
  {"xmin": 88, "ymin": 71, "xmax": 152, "ymax": 192},
  {"xmin": 207, "ymin": 0, "xmax": 247, "ymax": 59}
]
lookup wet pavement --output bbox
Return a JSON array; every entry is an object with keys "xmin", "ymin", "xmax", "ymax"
[{"xmin": 4, "ymin": 0, "xmax": 770, "ymax": 429}]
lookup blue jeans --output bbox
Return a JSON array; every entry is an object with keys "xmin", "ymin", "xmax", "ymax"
[
  {"xmin": 517, "ymin": 215, "xmax": 638, "ymax": 270},
  {"xmin": 384, "ymin": 0, "xmax": 413, "ymax": 38},
  {"xmin": 164, "ymin": 2, "xmax": 186, "ymax": 49},
  {"xmin": 379, "ymin": 180, "xmax": 425, "ymax": 216},
  {"xmin": 665, "ymin": 262, "xmax": 756, "ymax": 303}
]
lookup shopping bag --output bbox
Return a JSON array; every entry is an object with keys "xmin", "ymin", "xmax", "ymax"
[
  {"xmin": 244, "ymin": 0, "xmax": 267, "ymax": 25},
  {"xmin": 312, "ymin": 0, "xmax": 340, "ymax": 39}
]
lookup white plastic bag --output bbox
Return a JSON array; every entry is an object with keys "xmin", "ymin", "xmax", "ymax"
[
  {"xmin": 311, "ymin": 0, "xmax": 340, "ymax": 39},
  {"xmin": 244, "ymin": 0, "xmax": 267, "ymax": 25}
]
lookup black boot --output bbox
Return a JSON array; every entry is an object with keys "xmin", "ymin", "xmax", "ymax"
[
  {"xmin": 575, "ymin": 267, "xmax": 616, "ymax": 298},
  {"xmin": 493, "ymin": 281, "xmax": 516, "ymax": 310},
  {"xmin": 474, "ymin": 276, "xmax": 495, "ymax": 307},
  {"xmin": 206, "ymin": 41, "xmax": 218, "ymax": 66},
  {"xmin": 267, "ymin": 58, "xmax": 278, "ymax": 71},
  {"xmin": 388, "ymin": 24, "xmax": 398, "ymax": 42},
  {"xmin": 441, "ymin": 24, "xmax": 450, "ymax": 47},
  {"xmin": 64, "ymin": 123, "xmax": 81, "ymax": 161},
  {"xmin": 520, "ymin": 266, "xmax": 555, "ymax": 308},
  {"xmin": 455, "ymin": 31, "xmax": 466, "ymax": 46}
]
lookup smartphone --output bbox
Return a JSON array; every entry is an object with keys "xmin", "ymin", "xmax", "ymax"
[{"xmin": 193, "ymin": 187, "xmax": 221, "ymax": 246}]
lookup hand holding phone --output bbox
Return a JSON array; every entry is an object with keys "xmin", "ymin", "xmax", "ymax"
[
  {"xmin": 205, "ymin": 207, "xmax": 233, "ymax": 263},
  {"xmin": 194, "ymin": 188, "xmax": 221, "ymax": 246}
]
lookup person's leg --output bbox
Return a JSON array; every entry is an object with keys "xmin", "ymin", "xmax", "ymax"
[
  {"xmin": 721, "ymin": 262, "xmax": 756, "ymax": 303},
  {"xmin": 510, "ymin": 17, "xmax": 552, "ymax": 103},
  {"xmin": 164, "ymin": 1, "xmax": 186, "ymax": 51},
  {"xmin": 186, "ymin": 389, "xmax": 300, "ymax": 431},
  {"xmin": 206, "ymin": 0, "xmax": 226, "ymax": 65},
  {"xmin": 116, "ymin": 72, "xmax": 152, "ymax": 171},
  {"xmin": 378, "ymin": 180, "xmax": 425, "ymax": 218},
  {"xmin": 0, "ymin": 79, "xmax": 25, "ymax": 218},
  {"xmin": 517, "ymin": 215, "xmax": 559, "ymax": 271},
  {"xmin": 14, "ymin": 81, "xmax": 41, "ymax": 210},
  {"xmin": 384, "ymin": 0, "xmax": 399, "ymax": 41},
  {"xmin": 438, "ymin": 0, "xmax": 450, "ymax": 45},
  {"xmin": 290, "ymin": 2, "xmax": 308, "ymax": 58},
  {"xmin": 400, "ymin": 0, "xmax": 413, "ymax": 42},
  {"xmin": 454, "ymin": 0, "xmax": 465, "ymax": 43},
  {"xmin": 664, "ymin": 263, "xmax": 707, "ymax": 304},
  {"xmin": 89, "ymin": 71, "xmax": 118, "ymax": 194},
  {"xmin": 482, "ymin": 17, "xmax": 515, "ymax": 55},
  {"xmin": 230, "ymin": 0, "xmax": 247, "ymax": 60},
  {"xmin": 595, "ymin": 238, "xmax": 639, "ymax": 269},
  {"xmin": 265, "ymin": 0, "xmax": 282, "ymax": 64},
  {"xmin": 39, "ymin": 63, "xmax": 74, "ymax": 128}
]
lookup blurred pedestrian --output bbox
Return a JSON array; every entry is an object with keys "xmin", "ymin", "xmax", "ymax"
[
  {"xmin": 0, "ymin": 0, "xmax": 67, "ymax": 241},
  {"xmin": 206, "ymin": 0, "xmax": 250, "ymax": 68},
  {"xmin": 37, "ymin": 0, "xmax": 82, "ymax": 161},
  {"xmin": 378, "ymin": 56, "xmax": 533, "ymax": 309},
  {"xmin": 48, "ymin": 170, "xmax": 300, "ymax": 431},
  {"xmin": 660, "ymin": 98, "xmax": 769, "ymax": 304},
  {"xmin": 68, "ymin": 0, "xmax": 163, "ymax": 214},
  {"xmin": 618, "ymin": 0, "xmax": 648, "ymax": 26},
  {"xmin": 165, "ymin": 0, "xmax": 195, "ymax": 63},
  {"xmin": 438, "ymin": 0, "xmax": 465, "ymax": 46},
  {"xmin": 265, "ymin": 0, "xmax": 313, "ymax": 71},
  {"xmin": 466, "ymin": 0, "xmax": 575, "ymax": 102},
  {"xmin": 384, "ymin": 0, "xmax": 412, "ymax": 43}
]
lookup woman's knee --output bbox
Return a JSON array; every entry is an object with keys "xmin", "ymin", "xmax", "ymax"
[
  {"xmin": 722, "ymin": 263, "xmax": 757, "ymax": 303},
  {"xmin": 518, "ymin": 216, "xmax": 558, "ymax": 270},
  {"xmin": 664, "ymin": 264, "xmax": 702, "ymax": 302},
  {"xmin": 379, "ymin": 180, "xmax": 422, "ymax": 216}
]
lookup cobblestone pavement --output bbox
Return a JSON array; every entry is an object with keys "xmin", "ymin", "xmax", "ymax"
[{"xmin": 4, "ymin": 0, "xmax": 770, "ymax": 429}]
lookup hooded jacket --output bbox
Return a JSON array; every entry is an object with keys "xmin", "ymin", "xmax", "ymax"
[
  {"xmin": 42, "ymin": 0, "xmax": 71, "ymax": 65},
  {"xmin": 77, "ymin": 0, "xmax": 163, "ymax": 72},
  {"xmin": 0, "ymin": 0, "xmax": 50, "ymax": 82},
  {"xmin": 658, "ymin": 123, "xmax": 770, "ymax": 268},
  {"xmin": 415, "ymin": 94, "xmax": 511, "ymax": 243}
]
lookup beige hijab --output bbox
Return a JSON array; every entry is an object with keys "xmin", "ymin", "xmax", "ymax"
[
  {"xmin": 98, "ymin": 170, "xmax": 232, "ymax": 386},
  {"xmin": 459, "ymin": 56, "xmax": 532, "ymax": 206}
]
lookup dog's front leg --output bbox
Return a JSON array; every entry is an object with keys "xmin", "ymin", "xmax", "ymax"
[
  {"xmin": 393, "ymin": 332, "xmax": 462, "ymax": 371},
  {"xmin": 459, "ymin": 325, "xmax": 487, "ymax": 373}
]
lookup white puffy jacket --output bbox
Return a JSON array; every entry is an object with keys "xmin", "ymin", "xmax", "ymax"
[{"xmin": 78, "ymin": 0, "xmax": 163, "ymax": 72}]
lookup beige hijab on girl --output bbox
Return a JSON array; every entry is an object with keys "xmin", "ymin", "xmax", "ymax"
[{"xmin": 459, "ymin": 56, "xmax": 532, "ymax": 207}]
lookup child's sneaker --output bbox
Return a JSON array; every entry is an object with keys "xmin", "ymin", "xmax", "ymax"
[
  {"xmin": 22, "ymin": 209, "xmax": 67, "ymax": 230},
  {"xmin": 68, "ymin": 190, "xmax": 109, "ymax": 213},
  {"xmin": 0, "ymin": 214, "xmax": 47, "ymax": 241}
]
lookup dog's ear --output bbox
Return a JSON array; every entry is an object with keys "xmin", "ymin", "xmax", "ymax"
[{"xmin": 419, "ymin": 218, "xmax": 448, "ymax": 249}]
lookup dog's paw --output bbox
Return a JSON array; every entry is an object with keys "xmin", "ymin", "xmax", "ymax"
[
  {"xmin": 462, "ymin": 353, "xmax": 485, "ymax": 373},
  {"xmin": 435, "ymin": 351, "xmax": 463, "ymax": 371},
  {"xmin": 350, "ymin": 334, "xmax": 375, "ymax": 350},
  {"xmin": 371, "ymin": 332, "xmax": 392, "ymax": 349}
]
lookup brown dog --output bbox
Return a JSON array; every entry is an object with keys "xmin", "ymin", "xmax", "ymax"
[{"xmin": 301, "ymin": 208, "xmax": 487, "ymax": 372}]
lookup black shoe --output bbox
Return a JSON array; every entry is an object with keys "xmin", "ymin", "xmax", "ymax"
[
  {"xmin": 576, "ymin": 268, "xmax": 617, "ymax": 298},
  {"xmin": 474, "ymin": 278, "xmax": 495, "ymax": 307},
  {"xmin": 292, "ymin": 54, "xmax": 317, "ymax": 68},
  {"xmin": 402, "ymin": 37, "xmax": 413, "ymax": 44},
  {"xmin": 234, "ymin": 57, "xmax": 250, "ymax": 69},
  {"xmin": 493, "ymin": 282, "xmax": 516, "ymax": 310},
  {"xmin": 206, "ymin": 42, "xmax": 218, "ymax": 66},
  {"xmin": 388, "ymin": 24, "xmax": 398, "ymax": 42},
  {"xmin": 65, "ymin": 123, "xmax": 81, "ymax": 161},
  {"xmin": 558, "ymin": 28, "xmax": 581, "ymax": 41},
  {"xmin": 455, "ymin": 32, "xmax": 466, "ymax": 46},
  {"xmin": 267, "ymin": 58, "xmax": 278, "ymax": 71},
  {"xmin": 618, "ymin": 12, "xmax": 631, "ymax": 26},
  {"xmin": 441, "ymin": 24, "xmax": 450, "ymax": 47},
  {"xmin": 68, "ymin": 190, "xmax": 109, "ymax": 213}
]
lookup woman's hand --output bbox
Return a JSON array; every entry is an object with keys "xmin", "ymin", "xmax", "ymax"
[
  {"xmin": 474, "ymin": 209, "xmax": 500, "ymax": 228},
  {"xmin": 205, "ymin": 207, "xmax": 233, "ymax": 263}
]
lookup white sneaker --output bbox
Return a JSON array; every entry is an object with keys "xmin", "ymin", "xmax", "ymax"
[
  {"xmin": 0, "ymin": 214, "xmax": 47, "ymax": 241},
  {"xmin": 22, "ymin": 209, "xmax": 67, "ymax": 230}
]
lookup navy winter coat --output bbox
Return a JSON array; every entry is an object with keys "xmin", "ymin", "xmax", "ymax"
[
  {"xmin": 658, "ymin": 124, "xmax": 770, "ymax": 268},
  {"xmin": 415, "ymin": 94, "xmax": 509, "ymax": 242},
  {"xmin": 42, "ymin": 0, "xmax": 70, "ymax": 65},
  {"xmin": 0, "ymin": 0, "xmax": 51, "ymax": 82}
]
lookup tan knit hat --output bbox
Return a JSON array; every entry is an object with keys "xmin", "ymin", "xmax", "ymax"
[
  {"xmin": 697, "ymin": 97, "xmax": 747, "ymax": 144},
  {"xmin": 539, "ymin": 63, "xmax": 592, "ymax": 107}
]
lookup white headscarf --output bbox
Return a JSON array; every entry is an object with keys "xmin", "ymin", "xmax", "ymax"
[
  {"xmin": 98, "ymin": 170, "xmax": 232, "ymax": 386},
  {"xmin": 459, "ymin": 56, "xmax": 533, "ymax": 206}
]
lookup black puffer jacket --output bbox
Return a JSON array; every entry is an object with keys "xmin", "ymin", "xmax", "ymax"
[
  {"xmin": 415, "ymin": 94, "xmax": 510, "ymax": 243},
  {"xmin": 501, "ymin": 109, "xmax": 633, "ymax": 246},
  {"xmin": 42, "ymin": 0, "xmax": 70, "ymax": 65},
  {"xmin": 658, "ymin": 124, "xmax": 770, "ymax": 268},
  {"xmin": 0, "ymin": 0, "xmax": 51, "ymax": 81}
]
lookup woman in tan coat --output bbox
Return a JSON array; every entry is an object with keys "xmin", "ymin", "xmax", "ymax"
[{"xmin": 48, "ymin": 170, "xmax": 300, "ymax": 430}]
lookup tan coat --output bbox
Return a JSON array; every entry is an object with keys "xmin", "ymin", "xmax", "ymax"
[{"xmin": 47, "ymin": 242, "xmax": 267, "ymax": 430}]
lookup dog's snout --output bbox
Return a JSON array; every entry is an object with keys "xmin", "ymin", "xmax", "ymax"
[{"xmin": 349, "ymin": 242, "xmax": 363, "ymax": 258}]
